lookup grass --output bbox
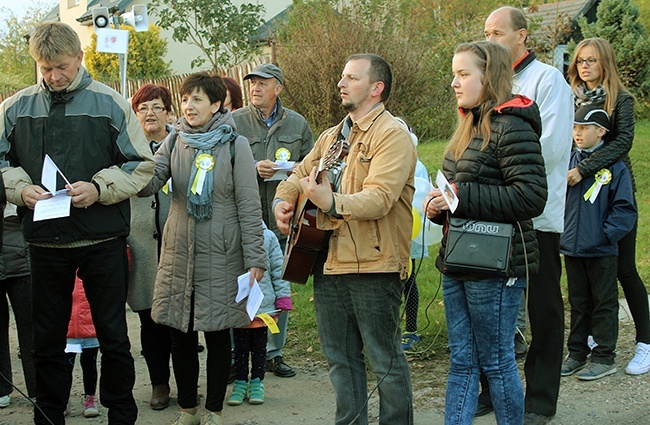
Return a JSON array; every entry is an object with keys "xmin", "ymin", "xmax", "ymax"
[{"xmin": 284, "ymin": 120, "xmax": 650, "ymax": 363}]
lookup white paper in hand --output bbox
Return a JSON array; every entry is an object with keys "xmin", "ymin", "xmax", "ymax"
[
  {"xmin": 236, "ymin": 272, "xmax": 251, "ymax": 302},
  {"xmin": 246, "ymin": 281, "xmax": 264, "ymax": 321},
  {"xmin": 436, "ymin": 170, "xmax": 459, "ymax": 213},
  {"xmin": 33, "ymin": 189, "xmax": 71, "ymax": 221}
]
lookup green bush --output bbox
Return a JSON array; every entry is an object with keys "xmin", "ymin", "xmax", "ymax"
[
  {"xmin": 85, "ymin": 25, "xmax": 172, "ymax": 83},
  {"xmin": 575, "ymin": 0, "xmax": 650, "ymax": 118},
  {"xmin": 276, "ymin": 0, "xmax": 523, "ymax": 140}
]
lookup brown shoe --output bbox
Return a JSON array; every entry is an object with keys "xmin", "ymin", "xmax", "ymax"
[{"xmin": 150, "ymin": 384, "xmax": 170, "ymax": 410}]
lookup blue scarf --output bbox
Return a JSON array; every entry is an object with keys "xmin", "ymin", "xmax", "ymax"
[{"xmin": 178, "ymin": 114, "xmax": 235, "ymax": 221}]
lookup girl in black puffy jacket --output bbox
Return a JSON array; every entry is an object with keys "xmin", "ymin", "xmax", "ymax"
[{"xmin": 424, "ymin": 41, "xmax": 547, "ymax": 425}]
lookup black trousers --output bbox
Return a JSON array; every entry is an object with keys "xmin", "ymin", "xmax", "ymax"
[
  {"xmin": 565, "ymin": 256, "xmax": 618, "ymax": 364},
  {"xmin": 233, "ymin": 327, "xmax": 267, "ymax": 381},
  {"xmin": 66, "ymin": 347, "xmax": 99, "ymax": 396},
  {"xmin": 136, "ymin": 309, "xmax": 171, "ymax": 386},
  {"xmin": 0, "ymin": 275, "xmax": 35, "ymax": 397},
  {"xmin": 479, "ymin": 232, "xmax": 565, "ymax": 417},
  {"xmin": 170, "ymin": 322, "xmax": 231, "ymax": 412},
  {"xmin": 403, "ymin": 259, "xmax": 419, "ymax": 333},
  {"xmin": 617, "ymin": 217, "xmax": 650, "ymax": 344},
  {"xmin": 30, "ymin": 238, "xmax": 136, "ymax": 425},
  {"xmin": 524, "ymin": 231, "xmax": 565, "ymax": 417}
]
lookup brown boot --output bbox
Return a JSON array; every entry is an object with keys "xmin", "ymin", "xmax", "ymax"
[{"xmin": 150, "ymin": 384, "xmax": 170, "ymax": 410}]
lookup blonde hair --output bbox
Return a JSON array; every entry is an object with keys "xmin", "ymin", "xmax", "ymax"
[
  {"xmin": 29, "ymin": 22, "xmax": 81, "ymax": 62},
  {"xmin": 447, "ymin": 41, "xmax": 513, "ymax": 161},
  {"xmin": 568, "ymin": 37, "xmax": 629, "ymax": 115}
]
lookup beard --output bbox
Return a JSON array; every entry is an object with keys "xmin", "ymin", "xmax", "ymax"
[{"xmin": 341, "ymin": 99, "xmax": 357, "ymax": 112}]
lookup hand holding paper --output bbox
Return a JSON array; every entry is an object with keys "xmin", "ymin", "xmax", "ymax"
[
  {"xmin": 34, "ymin": 155, "xmax": 72, "ymax": 221},
  {"xmin": 264, "ymin": 160, "xmax": 295, "ymax": 182},
  {"xmin": 236, "ymin": 272, "xmax": 265, "ymax": 321},
  {"xmin": 436, "ymin": 170, "xmax": 459, "ymax": 213}
]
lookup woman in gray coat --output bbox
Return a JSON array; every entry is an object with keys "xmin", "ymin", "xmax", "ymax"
[{"xmin": 139, "ymin": 72, "xmax": 265, "ymax": 425}]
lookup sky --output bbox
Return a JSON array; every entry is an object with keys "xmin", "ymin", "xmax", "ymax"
[{"xmin": 0, "ymin": 0, "xmax": 57, "ymax": 31}]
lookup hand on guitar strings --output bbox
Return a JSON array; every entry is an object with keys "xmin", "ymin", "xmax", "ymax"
[
  {"xmin": 300, "ymin": 166, "xmax": 333, "ymax": 211},
  {"xmin": 274, "ymin": 200, "xmax": 295, "ymax": 236}
]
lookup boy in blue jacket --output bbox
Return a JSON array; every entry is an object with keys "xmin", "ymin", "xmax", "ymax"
[{"xmin": 560, "ymin": 105, "xmax": 637, "ymax": 381}]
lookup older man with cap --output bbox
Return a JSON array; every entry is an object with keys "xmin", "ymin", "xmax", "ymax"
[{"xmin": 233, "ymin": 63, "xmax": 313, "ymax": 378}]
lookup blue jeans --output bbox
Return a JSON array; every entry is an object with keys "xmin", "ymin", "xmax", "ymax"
[
  {"xmin": 267, "ymin": 311, "xmax": 288, "ymax": 359},
  {"xmin": 443, "ymin": 275, "xmax": 524, "ymax": 425},
  {"xmin": 313, "ymin": 263, "xmax": 413, "ymax": 425}
]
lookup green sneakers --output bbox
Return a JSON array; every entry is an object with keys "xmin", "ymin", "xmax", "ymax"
[
  {"xmin": 228, "ymin": 378, "xmax": 265, "ymax": 405},
  {"xmin": 248, "ymin": 378, "xmax": 265, "ymax": 404},
  {"xmin": 227, "ymin": 380, "xmax": 248, "ymax": 406}
]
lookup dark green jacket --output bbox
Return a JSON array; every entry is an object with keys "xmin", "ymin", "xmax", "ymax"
[{"xmin": 233, "ymin": 98, "xmax": 313, "ymax": 242}]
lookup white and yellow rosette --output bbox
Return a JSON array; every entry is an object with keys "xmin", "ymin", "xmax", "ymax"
[
  {"xmin": 583, "ymin": 169, "xmax": 612, "ymax": 204},
  {"xmin": 190, "ymin": 153, "xmax": 215, "ymax": 195},
  {"xmin": 275, "ymin": 147, "xmax": 291, "ymax": 162}
]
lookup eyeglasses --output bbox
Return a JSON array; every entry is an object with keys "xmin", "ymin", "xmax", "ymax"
[
  {"xmin": 137, "ymin": 105, "xmax": 165, "ymax": 114},
  {"xmin": 576, "ymin": 57, "xmax": 598, "ymax": 67}
]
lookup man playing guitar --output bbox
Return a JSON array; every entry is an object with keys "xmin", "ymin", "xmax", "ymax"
[{"xmin": 273, "ymin": 53, "xmax": 417, "ymax": 425}]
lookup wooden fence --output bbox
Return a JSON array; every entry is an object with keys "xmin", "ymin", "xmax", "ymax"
[{"xmin": 0, "ymin": 58, "xmax": 268, "ymax": 115}]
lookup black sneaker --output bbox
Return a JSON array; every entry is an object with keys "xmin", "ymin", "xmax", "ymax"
[{"xmin": 266, "ymin": 356, "xmax": 296, "ymax": 377}]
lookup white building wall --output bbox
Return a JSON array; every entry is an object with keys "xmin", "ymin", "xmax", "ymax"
[{"xmin": 57, "ymin": 0, "xmax": 292, "ymax": 75}]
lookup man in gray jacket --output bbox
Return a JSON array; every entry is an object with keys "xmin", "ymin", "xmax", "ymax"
[
  {"xmin": 0, "ymin": 22, "xmax": 154, "ymax": 425},
  {"xmin": 233, "ymin": 63, "xmax": 314, "ymax": 378}
]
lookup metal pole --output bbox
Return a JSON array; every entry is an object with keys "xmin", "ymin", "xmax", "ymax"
[
  {"xmin": 119, "ymin": 53, "xmax": 127, "ymax": 98},
  {"xmin": 111, "ymin": 14, "xmax": 128, "ymax": 99}
]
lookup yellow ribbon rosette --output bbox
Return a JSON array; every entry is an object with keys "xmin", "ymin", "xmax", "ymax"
[
  {"xmin": 275, "ymin": 147, "xmax": 291, "ymax": 161},
  {"xmin": 190, "ymin": 153, "xmax": 215, "ymax": 195},
  {"xmin": 583, "ymin": 169, "xmax": 612, "ymax": 204}
]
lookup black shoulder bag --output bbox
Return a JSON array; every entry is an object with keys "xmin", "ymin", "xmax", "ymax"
[{"xmin": 443, "ymin": 217, "xmax": 514, "ymax": 276}]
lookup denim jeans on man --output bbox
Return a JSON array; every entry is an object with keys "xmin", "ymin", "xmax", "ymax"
[
  {"xmin": 313, "ymin": 257, "xmax": 413, "ymax": 425},
  {"xmin": 30, "ymin": 237, "xmax": 136, "ymax": 425},
  {"xmin": 443, "ymin": 275, "xmax": 525, "ymax": 425}
]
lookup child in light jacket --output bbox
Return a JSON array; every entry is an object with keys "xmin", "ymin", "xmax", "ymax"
[{"xmin": 227, "ymin": 222, "xmax": 292, "ymax": 405}]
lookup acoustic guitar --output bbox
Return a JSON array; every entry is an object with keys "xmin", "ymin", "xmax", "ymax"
[{"xmin": 281, "ymin": 138, "xmax": 349, "ymax": 284}]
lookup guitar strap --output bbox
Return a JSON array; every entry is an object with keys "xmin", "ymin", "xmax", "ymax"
[{"xmin": 329, "ymin": 117, "xmax": 353, "ymax": 192}]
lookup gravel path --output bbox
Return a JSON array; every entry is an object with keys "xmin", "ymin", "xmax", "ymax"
[{"xmin": 2, "ymin": 299, "xmax": 648, "ymax": 424}]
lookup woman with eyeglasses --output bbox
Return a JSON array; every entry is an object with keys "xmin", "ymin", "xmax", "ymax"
[
  {"xmin": 128, "ymin": 84, "xmax": 176, "ymax": 410},
  {"xmin": 138, "ymin": 72, "xmax": 265, "ymax": 425},
  {"xmin": 568, "ymin": 37, "xmax": 650, "ymax": 376}
]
